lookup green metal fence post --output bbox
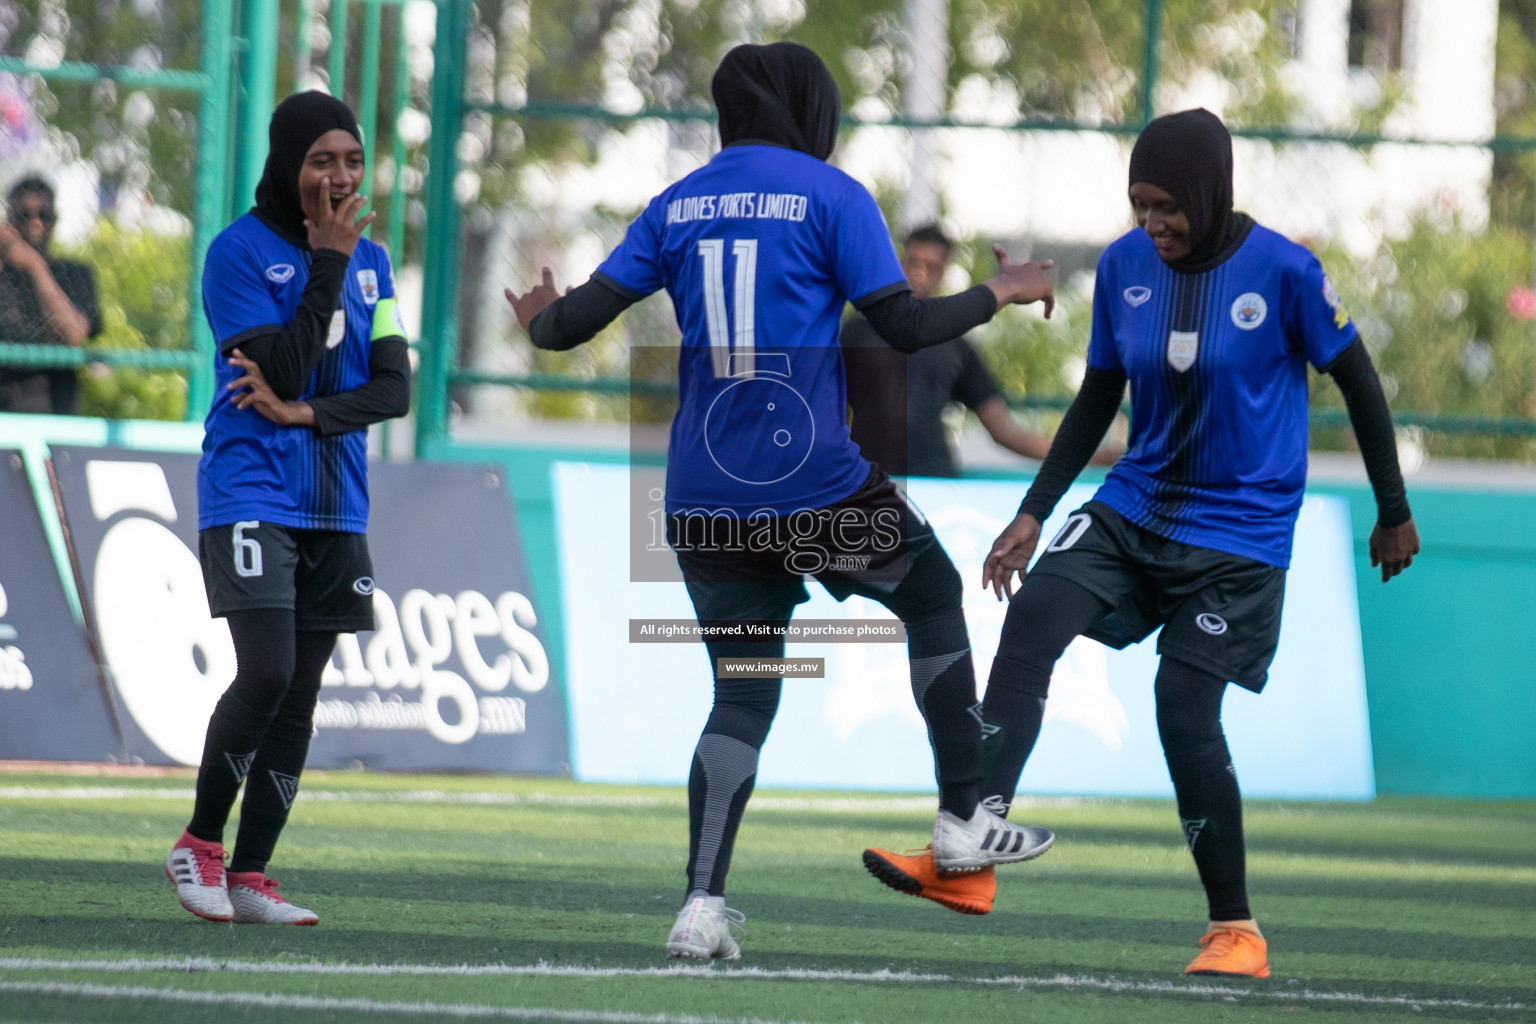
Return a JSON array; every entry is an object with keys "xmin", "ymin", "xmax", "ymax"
[
  {"xmin": 294, "ymin": 0, "xmax": 316, "ymax": 91},
  {"xmin": 1140, "ymin": 0, "xmax": 1164, "ymax": 126},
  {"xmin": 359, "ymin": 2, "xmax": 383, "ymax": 192},
  {"xmin": 189, "ymin": 0, "xmax": 236, "ymax": 420},
  {"xmin": 232, "ymin": 0, "xmax": 278, "ymax": 216},
  {"xmin": 416, "ymin": 0, "xmax": 470, "ymax": 455},
  {"xmin": 387, "ymin": 6, "xmax": 410, "ymax": 267},
  {"xmin": 329, "ymin": 0, "xmax": 350, "ymax": 99}
]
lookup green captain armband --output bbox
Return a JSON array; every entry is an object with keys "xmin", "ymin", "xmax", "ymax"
[{"xmin": 371, "ymin": 297, "xmax": 407, "ymax": 342}]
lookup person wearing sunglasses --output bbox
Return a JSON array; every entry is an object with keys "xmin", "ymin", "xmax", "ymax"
[{"xmin": 0, "ymin": 176, "xmax": 101, "ymax": 415}]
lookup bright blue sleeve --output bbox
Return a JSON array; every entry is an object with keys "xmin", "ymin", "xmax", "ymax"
[
  {"xmin": 375, "ymin": 246, "xmax": 396, "ymax": 300},
  {"xmin": 828, "ymin": 181, "xmax": 905, "ymax": 305},
  {"xmin": 1086, "ymin": 251, "xmax": 1124, "ymax": 372},
  {"xmin": 595, "ymin": 195, "xmax": 667, "ymax": 298},
  {"xmin": 1287, "ymin": 254, "xmax": 1357, "ymax": 368},
  {"xmin": 201, "ymin": 234, "xmax": 283, "ymax": 345}
]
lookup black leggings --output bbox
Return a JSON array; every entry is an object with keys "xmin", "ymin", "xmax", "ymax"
[
  {"xmin": 188, "ymin": 608, "xmax": 336, "ymax": 873},
  {"xmin": 682, "ymin": 539, "xmax": 982, "ymax": 897},
  {"xmin": 985, "ymin": 571, "xmax": 1251, "ymax": 920}
]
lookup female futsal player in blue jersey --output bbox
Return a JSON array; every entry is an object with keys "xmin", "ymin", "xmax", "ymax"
[
  {"xmin": 508, "ymin": 42, "xmax": 1061, "ymax": 960},
  {"xmin": 867, "ymin": 108, "xmax": 1419, "ymax": 977},
  {"xmin": 164, "ymin": 92, "xmax": 411, "ymax": 925}
]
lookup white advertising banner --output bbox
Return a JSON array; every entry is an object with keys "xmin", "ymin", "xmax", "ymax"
[{"xmin": 553, "ymin": 462, "xmax": 1374, "ymax": 800}]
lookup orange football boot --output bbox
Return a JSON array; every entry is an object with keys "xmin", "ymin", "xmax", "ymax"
[
  {"xmin": 1184, "ymin": 926, "xmax": 1271, "ymax": 978},
  {"xmin": 862, "ymin": 846, "xmax": 995, "ymax": 915}
]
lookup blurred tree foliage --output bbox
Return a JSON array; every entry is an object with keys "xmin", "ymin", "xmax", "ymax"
[
  {"xmin": 0, "ymin": 0, "xmax": 202, "ymax": 217},
  {"xmin": 1493, "ymin": 1, "xmax": 1536, "ymax": 231},
  {"xmin": 7, "ymin": 0, "xmax": 1536, "ymax": 447},
  {"xmin": 63, "ymin": 221, "xmax": 191, "ymax": 420},
  {"xmin": 1310, "ymin": 220, "xmax": 1536, "ymax": 459}
]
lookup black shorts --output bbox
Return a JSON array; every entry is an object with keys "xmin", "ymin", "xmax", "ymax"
[
  {"xmin": 1030, "ymin": 501, "xmax": 1287, "ymax": 692},
  {"xmin": 199, "ymin": 521, "xmax": 377, "ymax": 633},
  {"xmin": 671, "ymin": 467, "xmax": 951, "ymax": 624}
]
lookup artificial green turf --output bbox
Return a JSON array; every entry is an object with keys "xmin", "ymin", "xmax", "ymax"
[{"xmin": 0, "ymin": 772, "xmax": 1532, "ymax": 1023}]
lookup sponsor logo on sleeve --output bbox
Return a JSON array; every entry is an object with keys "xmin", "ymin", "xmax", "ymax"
[
  {"xmin": 357, "ymin": 269, "xmax": 380, "ymax": 305},
  {"xmin": 1230, "ymin": 292, "xmax": 1267, "ymax": 330},
  {"xmin": 1322, "ymin": 274, "xmax": 1350, "ymax": 330},
  {"xmin": 265, "ymin": 264, "xmax": 296, "ymax": 284},
  {"xmin": 1123, "ymin": 286, "xmax": 1152, "ymax": 307}
]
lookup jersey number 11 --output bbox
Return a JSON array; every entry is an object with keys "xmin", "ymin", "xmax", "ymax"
[{"xmin": 698, "ymin": 238, "xmax": 758, "ymax": 378}]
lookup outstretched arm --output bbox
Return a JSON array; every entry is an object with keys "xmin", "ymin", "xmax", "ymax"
[
  {"xmin": 860, "ymin": 245, "xmax": 1054, "ymax": 353},
  {"xmin": 1321, "ymin": 338, "xmax": 1419, "ymax": 581},
  {"xmin": 506, "ymin": 269, "xmax": 636, "ymax": 351},
  {"xmin": 974, "ymin": 396, "xmax": 1123, "ymax": 465},
  {"xmin": 975, "ymin": 397, "xmax": 1052, "ymax": 461}
]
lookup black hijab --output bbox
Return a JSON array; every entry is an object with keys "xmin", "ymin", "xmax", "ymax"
[
  {"xmin": 711, "ymin": 42, "xmax": 841, "ymax": 161},
  {"xmin": 252, "ymin": 91, "xmax": 363, "ymax": 245},
  {"xmin": 1128, "ymin": 108, "xmax": 1251, "ymax": 273}
]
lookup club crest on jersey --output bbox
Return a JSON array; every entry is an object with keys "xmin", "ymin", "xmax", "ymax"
[
  {"xmin": 326, "ymin": 309, "xmax": 346, "ymax": 349},
  {"xmin": 265, "ymin": 263, "xmax": 295, "ymax": 284},
  {"xmin": 1166, "ymin": 330, "xmax": 1199, "ymax": 372},
  {"xmin": 1230, "ymin": 292, "xmax": 1267, "ymax": 330},
  {"xmin": 1123, "ymin": 286, "xmax": 1152, "ymax": 307},
  {"xmin": 357, "ymin": 269, "xmax": 379, "ymax": 305}
]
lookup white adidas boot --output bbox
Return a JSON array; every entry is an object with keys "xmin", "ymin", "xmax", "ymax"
[
  {"xmin": 665, "ymin": 895, "xmax": 744, "ymax": 960},
  {"xmin": 165, "ymin": 830, "xmax": 233, "ymax": 922},
  {"xmin": 227, "ymin": 872, "xmax": 319, "ymax": 925},
  {"xmin": 932, "ymin": 804, "xmax": 1055, "ymax": 873}
]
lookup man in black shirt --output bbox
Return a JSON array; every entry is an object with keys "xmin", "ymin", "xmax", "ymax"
[
  {"xmin": 842, "ymin": 225, "xmax": 1116, "ymax": 477},
  {"xmin": 0, "ymin": 177, "xmax": 101, "ymax": 414}
]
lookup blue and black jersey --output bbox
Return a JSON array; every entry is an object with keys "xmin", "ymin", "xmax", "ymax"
[
  {"xmin": 597, "ymin": 144, "xmax": 906, "ymax": 516},
  {"xmin": 198, "ymin": 213, "xmax": 400, "ymax": 533},
  {"xmin": 1088, "ymin": 223, "xmax": 1356, "ymax": 568}
]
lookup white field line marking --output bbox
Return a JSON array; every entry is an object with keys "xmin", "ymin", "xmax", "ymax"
[
  {"xmin": 0, "ymin": 785, "xmax": 1089, "ymax": 813},
  {"xmin": 0, "ymin": 980, "xmax": 823, "ymax": 1024},
  {"xmin": 1, "ymin": 958, "xmax": 1529, "ymax": 1013}
]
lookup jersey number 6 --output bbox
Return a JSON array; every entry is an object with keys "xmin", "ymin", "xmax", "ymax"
[{"xmin": 232, "ymin": 520, "xmax": 264, "ymax": 578}]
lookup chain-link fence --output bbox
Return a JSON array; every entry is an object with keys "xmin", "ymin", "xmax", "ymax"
[
  {"xmin": 0, "ymin": 0, "xmax": 430, "ymax": 422},
  {"xmin": 447, "ymin": 0, "xmax": 1536, "ymax": 460}
]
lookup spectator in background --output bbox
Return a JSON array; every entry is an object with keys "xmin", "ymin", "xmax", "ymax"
[
  {"xmin": 0, "ymin": 177, "xmax": 101, "ymax": 414},
  {"xmin": 841, "ymin": 225, "xmax": 1117, "ymax": 477}
]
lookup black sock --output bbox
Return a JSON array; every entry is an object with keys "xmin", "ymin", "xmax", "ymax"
[
  {"xmin": 1156, "ymin": 657, "xmax": 1250, "ymax": 922},
  {"xmin": 229, "ymin": 631, "xmax": 335, "ymax": 875},
  {"xmin": 905, "ymin": 609, "xmax": 981, "ymax": 819},
  {"xmin": 981, "ymin": 575, "xmax": 1108, "ymax": 815},
  {"xmin": 978, "ymin": 667, "xmax": 1048, "ymax": 815},
  {"xmin": 188, "ymin": 610, "xmax": 296, "ymax": 843},
  {"xmin": 687, "ymin": 683, "xmax": 777, "ymax": 898}
]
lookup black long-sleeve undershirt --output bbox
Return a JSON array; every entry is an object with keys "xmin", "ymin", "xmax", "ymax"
[
  {"xmin": 304, "ymin": 337, "xmax": 412, "ymax": 437},
  {"xmin": 1017, "ymin": 366, "xmax": 1126, "ymax": 523},
  {"xmin": 1017, "ymin": 338, "xmax": 1412, "ymax": 529},
  {"xmin": 224, "ymin": 247, "xmax": 351, "ymax": 401},
  {"xmin": 528, "ymin": 274, "xmax": 637, "ymax": 351},
  {"xmin": 856, "ymin": 284, "xmax": 998, "ymax": 352},
  {"xmin": 1321, "ymin": 337, "xmax": 1412, "ymax": 527},
  {"xmin": 527, "ymin": 274, "xmax": 1000, "ymax": 354}
]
